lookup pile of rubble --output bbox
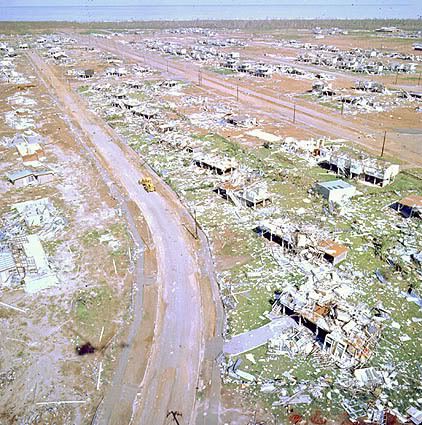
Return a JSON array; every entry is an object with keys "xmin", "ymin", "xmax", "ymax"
[{"xmin": 0, "ymin": 198, "xmax": 65, "ymax": 293}]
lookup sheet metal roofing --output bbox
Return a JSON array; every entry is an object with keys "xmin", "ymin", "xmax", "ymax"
[
  {"xmin": 0, "ymin": 251, "xmax": 15, "ymax": 272},
  {"xmin": 317, "ymin": 179, "xmax": 353, "ymax": 190}
]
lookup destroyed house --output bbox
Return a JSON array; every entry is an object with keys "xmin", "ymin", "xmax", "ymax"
[
  {"xmin": 112, "ymin": 90, "xmax": 127, "ymax": 99},
  {"xmin": 272, "ymin": 286, "xmax": 381, "ymax": 367},
  {"xmin": 355, "ymin": 80, "xmax": 384, "ymax": 92},
  {"xmin": 254, "ymin": 66, "xmax": 272, "ymax": 78},
  {"xmin": 0, "ymin": 251, "xmax": 16, "ymax": 285},
  {"xmin": 0, "ymin": 231, "xmax": 58, "ymax": 292},
  {"xmin": 160, "ymin": 80, "xmax": 179, "ymax": 88},
  {"xmin": 106, "ymin": 67, "xmax": 127, "ymax": 77},
  {"xmin": 234, "ymin": 185, "xmax": 271, "ymax": 209},
  {"xmin": 223, "ymin": 58, "xmax": 238, "ymax": 69},
  {"xmin": 132, "ymin": 107, "xmax": 159, "ymax": 119},
  {"xmin": 217, "ymin": 182, "xmax": 271, "ymax": 209},
  {"xmin": 393, "ymin": 195, "xmax": 422, "ymax": 219},
  {"xmin": 53, "ymin": 51, "xmax": 68, "ymax": 61},
  {"xmin": 157, "ymin": 122, "xmax": 176, "ymax": 133},
  {"xmin": 122, "ymin": 98, "xmax": 141, "ymax": 110},
  {"xmin": 15, "ymin": 141, "xmax": 44, "ymax": 163},
  {"xmin": 126, "ymin": 80, "xmax": 143, "ymax": 89},
  {"xmin": 80, "ymin": 69, "xmax": 94, "ymax": 78},
  {"xmin": 258, "ymin": 219, "xmax": 348, "ymax": 265},
  {"xmin": 238, "ymin": 62, "xmax": 253, "ymax": 72},
  {"xmin": 318, "ymin": 150, "xmax": 399, "ymax": 187},
  {"xmin": 225, "ymin": 114, "xmax": 257, "ymax": 127},
  {"xmin": 312, "ymin": 81, "xmax": 335, "ymax": 96},
  {"xmin": 6, "ymin": 169, "xmax": 54, "ymax": 187},
  {"xmin": 193, "ymin": 154, "xmax": 237, "ymax": 175}
]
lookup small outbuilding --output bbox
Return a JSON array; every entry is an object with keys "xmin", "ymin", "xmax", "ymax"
[
  {"xmin": 6, "ymin": 169, "xmax": 54, "ymax": 187},
  {"xmin": 6, "ymin": 170, "xmax": 37, "ymax": 187},
  {"xmin": 316, "ymin": 180, "xmax": 356, "ymax": 204},
  {"xmin": 318, "ymin": 240, "xmax": 349, "ymax": 265}
]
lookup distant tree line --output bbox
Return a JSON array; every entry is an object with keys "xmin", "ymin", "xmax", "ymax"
[{"xmin": 0, "ymin": 18, "xmax": 421, "ymax": 35}]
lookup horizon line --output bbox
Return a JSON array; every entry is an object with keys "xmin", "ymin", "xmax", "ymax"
[{"xmin": 2, "ymin": 3, "xmax": 414, "ymax": 7}]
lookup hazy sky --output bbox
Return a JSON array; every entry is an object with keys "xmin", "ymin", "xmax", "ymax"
[{"xmin": 2, "ymin": 0, "xmax": 418, "ymax": 5}]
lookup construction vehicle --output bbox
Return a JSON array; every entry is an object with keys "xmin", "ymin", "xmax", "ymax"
[{"xmin": 139, "ymin": 177, "xmax": 155, "ymax": 192}]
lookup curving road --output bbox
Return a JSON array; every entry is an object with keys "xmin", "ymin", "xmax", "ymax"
[{"xmin": 27, "ymin": 50, "xmax": 222, "ymax": 425}]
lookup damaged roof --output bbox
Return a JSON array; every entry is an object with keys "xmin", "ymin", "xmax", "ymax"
[
  {"xmin": 318, "ymin": 240, "xmax": 349, "ymax": 258},
  {"xmin": 398, "ymin": 195, "xmax": 422, "ymax": 209}
]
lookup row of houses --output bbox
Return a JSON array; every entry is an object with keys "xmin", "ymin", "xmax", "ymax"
[
  {"xmin": 298, "ymin": 51, "xmax": 417, "ymax": 74},
  {"xmin": 278, "ymin": 138, "xmax": 401, "ymax": 188},
  {"xmin": 222, "ymin": 57, "xmax": 274, "ymax": 78},
  {"xmin": 281, "ymin": 38, "xmax": 422, "ymax": 62},
  {"xmin": 318, "ymin": 149, "xmax": 400, "ymax": 187}
]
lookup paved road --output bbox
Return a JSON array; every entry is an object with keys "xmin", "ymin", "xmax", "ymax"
[
  {"xmin": 224, "ymin": 318, "xmax": 297, "ymax": 356},
  {"xmin": 27, "ymin": 50, "xmax": 220, "ymax": 425}
]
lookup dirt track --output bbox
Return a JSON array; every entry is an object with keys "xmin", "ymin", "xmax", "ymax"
[
  {"xmin": 27, "ymin": 50, "xmax": 223, "ymax": 425},
  {"xmin": 82, "ymin": 34, "xmax": 421, "ymax": 167}
]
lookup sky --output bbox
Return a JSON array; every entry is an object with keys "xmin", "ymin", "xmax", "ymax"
[{"xmin": 2, "ymin": 0, "xmax": 419, "ymax": 5}]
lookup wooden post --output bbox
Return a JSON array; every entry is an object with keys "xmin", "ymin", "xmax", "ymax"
[
  {"xmin": 194, "ymin": 209, "xmax": 198, "ymax": 239},
  {"xmin": 381, "ymin": 130, "xmax": 387, "ymax": 157},
  {"xmin": 96, "ymin": 362, "xmax": 103, "ymax": 390}
]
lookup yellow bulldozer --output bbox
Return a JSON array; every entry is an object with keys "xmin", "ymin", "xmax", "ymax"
[{"xmin": 139, "ymin": 177, "xmax": 155, "ymax": 192}]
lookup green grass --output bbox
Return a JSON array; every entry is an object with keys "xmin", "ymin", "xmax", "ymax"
[
  {"xmin": 77, "ymin": 85, "xmax": 90, "ymax": 93},
  {"xmin": 80, "ymin": 75, "xmax": 422, "ymax": 421},
  {"xmin": 43, "ymin": 239, "xmax": 64, "ymax": 256},
  {"xmin": 207, "ymin": 67, "xmax": 236, "ymax": 75},
  {"xmin": 80, "ymin": 228, "xmax": 107, "ymax": 246}
]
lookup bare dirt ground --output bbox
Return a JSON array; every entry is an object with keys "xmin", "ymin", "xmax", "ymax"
[
  {"xmin": 0, "ymin": 53, "xmax": 135, "ymax": 424},
  {"xmin": 2, "ymin": 24, "xmax": 420, "ymax": 425},
  {"xmin": 26, "ymin": 49, "xmax": 222, "ymax": 425},
  {"xmin": 83, "ymin": 34, "xmax": 422, "ymax": 167}
]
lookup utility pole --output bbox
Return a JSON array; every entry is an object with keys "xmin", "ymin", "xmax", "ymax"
[
  {"xmin": 194, "ymin": 209, "xmax": 198, "ymax": 239},
  {"xmin": 166, "ymin": 60, "xmax": 169, "ymax": 74},
  {"xmin": 341, "ymin": 101, "xmax": 344, "ymax": 116},
  {"xmin": 418, "ymin": 71, "xmax": 421, "ymax": 86},
  {"xmin": 293, "ymin": 103, "xmax": 296, "ymax": 124},
  {"xmin": 394, "ymin": 70, "xmax": 399, "ymax": 85},
  {"xmin": 381, "ymin": 130, "xmax": 387, "ymax": 157}
]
